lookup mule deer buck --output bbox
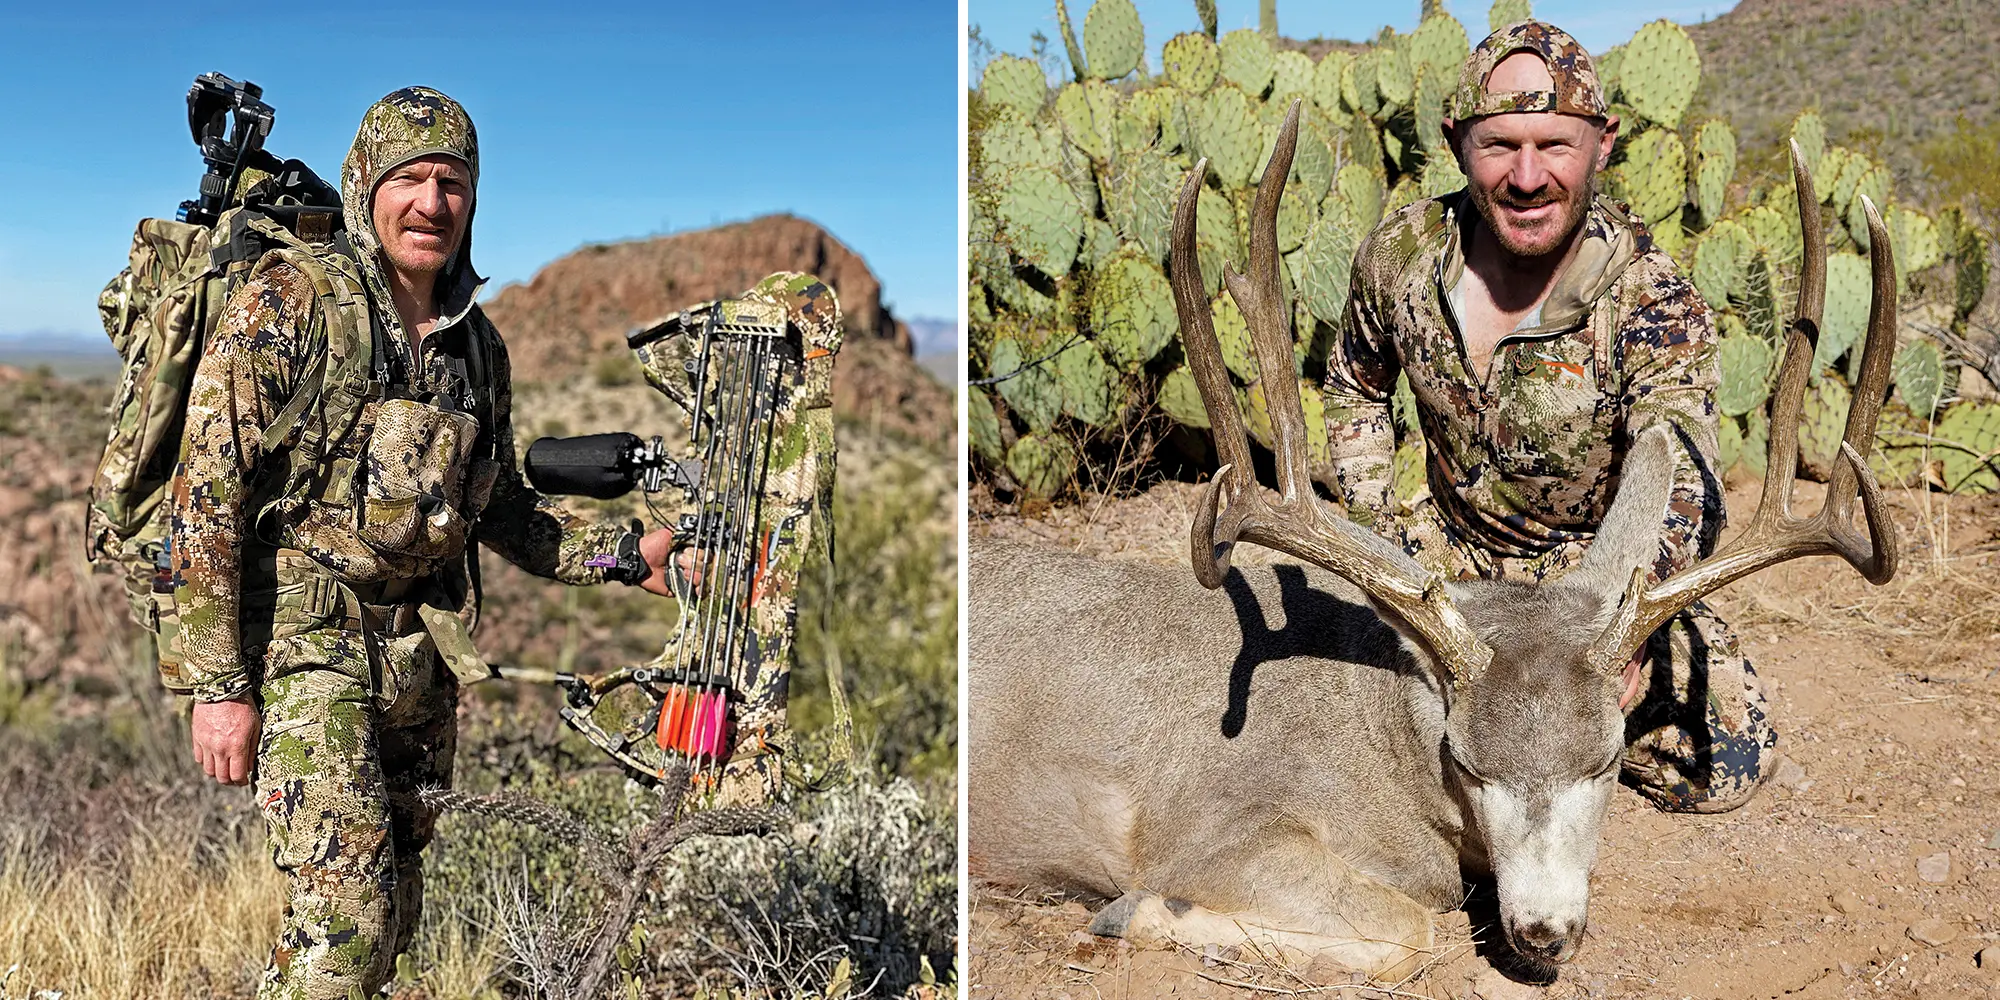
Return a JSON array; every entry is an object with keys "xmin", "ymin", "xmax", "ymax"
[{"xmin": 968, "ymin": 102, "xmax": 1900, "ymax": 977}]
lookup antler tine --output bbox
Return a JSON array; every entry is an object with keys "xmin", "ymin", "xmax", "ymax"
[
  {"xmin": 1584, "ymin": 145, "xmax": 1900, "ymax": 671},
  {"xmin": 1171, "ymin": 100, "xmax": 1493, "ymax": 685}
]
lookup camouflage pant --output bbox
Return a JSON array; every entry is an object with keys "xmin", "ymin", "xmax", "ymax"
[
  {"xmin": 1400, "ymin": 500, "xmax": 1776, "ymax": 813},
  {"xmin": 253, "ymin": 625, "xmax": 456, "ymax": 1000}
]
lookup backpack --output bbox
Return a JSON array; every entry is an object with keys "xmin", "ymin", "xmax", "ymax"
[{"xmin": 87, "ymin": 159, "xmax": 380, "ymax": 693}]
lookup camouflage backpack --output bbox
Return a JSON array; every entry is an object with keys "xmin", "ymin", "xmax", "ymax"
[{"xmin": 87, "ymin": 155, "xmax": 390, "ymax": 691}]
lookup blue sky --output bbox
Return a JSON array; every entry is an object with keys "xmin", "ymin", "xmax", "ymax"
[
  {"xmin": 970, "ymin": 1, "xmax": 1738, "ymax": 83},
  {"xmin": 0, "ymin": 0, "xmax": 956, "ymax": 346}
]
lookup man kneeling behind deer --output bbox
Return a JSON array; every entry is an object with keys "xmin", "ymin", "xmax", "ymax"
[{"xmin": 968, "ymin": 19, "xmax": 1898, "ymax": 977}]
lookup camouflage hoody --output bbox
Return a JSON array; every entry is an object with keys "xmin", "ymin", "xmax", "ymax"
[
  {"xmin": 172, "ymin": 87, "xmax": 627, "ymax": 702},
  {"xmin": 1323, "ymin": 191, "xmax": 1723, "ymax": 579}
]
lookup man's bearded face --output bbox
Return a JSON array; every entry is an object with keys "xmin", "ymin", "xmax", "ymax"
[{"xmin": 1451, "ymin": 53, "xmax": 1614, "ymax": 259}]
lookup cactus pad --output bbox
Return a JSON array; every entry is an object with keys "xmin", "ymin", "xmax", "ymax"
[
  {"xmin": 1297, "ymin": 209, "xmax": 1361, "ymax": 326},
  {"xmin": 1827, "ymin": 148, "xmax": 1866, "ymax": 213},
  {"xmin": 1219, "ymin": 29, "xmax": 1275, "ymax": 96},
  {"xmin": 1272, "ymin": 50, "xmax": 1314, "ymax": 100},
  {"xmin": 996, "ymin": 164, "xmax": 1085, "ymax": 278},
  {"xmin": 1611, "ymin": 128, "xmax": 1687, "ymax": 225},
  {"xmin": 1415, "ymin": 64, "xmax": 1450, "ymax": 155},
  {"xmin": 1691, "ymin": 230, "xmax": 1736, "ymax": 312},
  {"xmin": 1934, "ymin": 401, "xmax": 2000, "ymax": 494},
  {"xmin": 1788, "ymin": 112, "xmax": 1826, "ymax": 176},
  {"xmin": 1716, "ymin": 331, "xmax": 1775, "ymax": 416},
  {"xmin": 988, "ymin": 327, "xmax": 1065, "ymax": 433},
  {"xmin": 1055, "ymin": 80, "xmax": 1121, "ymax": 161},
  {"xmin": 1893, "ymin": 339, "xmax": 1946, "ymax": 419},
  {"xmin": 1276, "ymin": 185, "xmax": 1311, "ymax": 253},
  {"xmin": 1053, "ymin": 339, "xmax": 1124, "ymax": 427},
  {"xmin": 1090, "ymin": 247, "xmax": 1178, "ymax": 372},
  {"xmin": 1740, "ymin": 407, "xmax": 1769, "ymax": 479},
  {"xmin": 1620, "ymin": 20, "xmax": 1700, "ymax": 128},
  {"xmin": 1394, "ymin": 440, "xmax": 1429, "ymax": 506},
  {"xmin": 1197, "ymin": 85, "xmax": 1260, "ymax": 189},
  {"xmin": 1959, "ymin": 229, "xmax": 1991, "ymax": 322},
  {"xmin": 1083, "ymin": 0, "xmax": 1145, "ymax": 81},
  {"xmin": 1116, "ymin": 89, "xmax": 1164, "ymax": 152},
  {"xmin": 1081, "ymin": 216, "xmax": 1119, "ymax": 271},
  {"xmin": 1103, "ymin": 148, "xmax": 1180, "ymax": 263},
  {"xmin": 968, "ymin": 386, "xmax": 1005, "ymax": 462},
  {"xmin": 1156, "ymin": 365, "xmax": 1211, "ymax": 428},
  {"xmin": 1344, "ymin": 52, "xmax": 1382, "ymax": 119},
  {"xmin": 1375, "ymin": 40, "xmax": 1414, "ymax": 110},
  {"xmin": 1408, "ymin": 14, "xmax": 1469, "ymax": 86},
  {"xmin": 1313, "ymin": 51, "xmax": 1354, "ymax": 123},
  {"xmin": 1795, "ymin": 374, "xmax": 1852, "ymax": 480},
  {"xmin": 979, "ymin": 118, "xmax": 1053, "ymax": 175},
  {"xmin": 1815, "ymin": 251, "xmax": 1870, "ymax": 375},
  {"xmin": 1007, "ymin": 433, "xmax": 1080, "ymax": 500},
  {"xmin": 1691, "ymin": 121, "xmax": 1736, "ymax": 225},
  {"xmin": 1164, "ymin": 31, "xmax": 1220, "ymax": 94},
  {"xmin": 1194, "ymin": 184, "xmax": 1238, "ymax": 297},
  {"xmin": 1337, "ymin": 163, "xmax": 1385, "ymax": 231},
  {"xmin": 981, "ymin": 55, "xmax": 1050, "ymax": 119},
  {"xmin": 1241, "ymin": 376, "xmax": 1331, "ymax": 468},
  {"xmin": 1421, "ymin": 152, "xmax": 1466, "ymax": 198},
  {"xmin": 1290, "ymin": 114, "xmax": 1336, "ymax": 204},
  {"xmin": 1211, "ymin": 290, "xmax": 1260, "ymax": 383},
  {"xmin": 1489, "ymin": 0, "xmax": 1532, "ymax": 31},
  {"xmin": 1888, "ymin": 205, "xmax": 1941, "ymax": 281},
  {"xmin": 1718, "ymin": 412, "xmax": 1742, "ymax": 475}
]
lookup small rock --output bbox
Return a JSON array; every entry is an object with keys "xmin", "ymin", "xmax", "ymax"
[
  {"xmin": 1986, "ymin": 830, "xmax": 2000, "ymax": 850},
  {"xmin": 1202, "ymin": 943, "xmax": 1220, "ymax": 967},
  {"xmin": 1918, "ymin": 852, "xmax": 1952, "ymax": 883},
  {"xmin": 1831, "ymin": 888, "xmax": 1866, "ymax": 914},
  {"xmin": 1908, "ymin": 918, "xmax": 1958, "ymax": 947},
  {"xmin": 1774, "ymin": 757, "xmax": 1808, "ymax": 789},
  {"xmin": 1977, "ymin": 946, "xmax": 1998, "ymax": 970},
  {"xmin": 1065, "ymin": 931, "xmax": 1098, "ymax": 958},
  {"xmin": 1058, "ymin": 900, "xmax": 1089, "ymax": 918},
  {"xmin": 1839, "ymin": 961, "xmax": 1857, "ymax": 976},
  {"xmin": 1950, "ymin": 775, "xmax": 1967, "ymax": 787},
  {"xmin": 1470, "ymin": 968, "xmax": 1543, "ymax": 1000}
]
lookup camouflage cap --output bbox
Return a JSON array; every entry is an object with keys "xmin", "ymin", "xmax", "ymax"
[{"xmin": 1446, "ymin": 21, "xmax": 1606, "ymax": 121}]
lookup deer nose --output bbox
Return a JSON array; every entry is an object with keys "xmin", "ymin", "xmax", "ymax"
[{"xmin": 1511, "ymin": 920, "xmax": 1578, "ymax": 963}]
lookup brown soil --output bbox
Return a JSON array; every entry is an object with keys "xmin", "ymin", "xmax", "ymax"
[{"xmin": 968, "ymin": 477, "xmax": 2000, "ymax": 1000}]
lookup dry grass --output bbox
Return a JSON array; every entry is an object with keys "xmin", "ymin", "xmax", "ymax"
[{"xmin": 0, "ymin": 812, "xmax": 278, "ymax": 999}]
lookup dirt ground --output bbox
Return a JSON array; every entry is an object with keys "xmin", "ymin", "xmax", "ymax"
[{"xmin": 966, "ymin": 475, "xmax": 2000, "ymax": 1000}]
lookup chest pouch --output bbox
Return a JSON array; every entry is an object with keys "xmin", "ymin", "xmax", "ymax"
[{"xmin": 355, "ymin": 396, "xmax": 487, "ymax": 561}]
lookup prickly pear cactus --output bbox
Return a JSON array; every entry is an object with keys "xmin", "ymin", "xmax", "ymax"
[
  {"xmin": 1007, "ymin": 433, "xmax": 1080, "ymax": 500},
  {"xmin": 1082, "ymin": 0, "xmax": 1144, "ymax": 81},
  {"xmin": 1691, "ymin": 121, "xmax": 1736, "ymax": 225},
  {"xmin": 1375, "ymin": 38, "xmax": 1414, "ymax": 110},
  {"xmin": 1211, "ymin": 290, "xmax": 1260, "ymax": 383},
  {"xmin": 1893, "ymin": 339, "xmax": 1946, "ymax": 419},
  {"xmin": 1958, "ymin": 229, "xmax": 1991, "ymax": 323},
  {"xmin": 981, "ymin": 55, "xmax": 1049, "ymax": 119},
  {"xmin": 1219, "ymin": 29, "xmax": 1275, "ymax": 96},
  {"xmin": 1888, "ymin": 205, "xmax": 1941, "ymax": 281},
  {"xmin": 1620, "ymin": 21, "xmax": 1699, "ymax": 128},
  {"xmin": 1788, "ymin": 112, "xmax": 1826, "ymax": 176},
  {"xmin": 1716, "ymin": 331, "xmax": 1774, "ymax": 417},
  {"xmin": 1090, "ymin": 247, "xmax": 1177, "ymax": 373},
  {"xmin": 988, "ymin": 327, "xmax": 1065, "ymax": 434},
  {"xmin": 1815, "ymin": 251, "xmax": 1871, "ymax": 376},
  {"xmin": 1934, "ymin": 402, "xmax": 2000, "ymax": 494},
  {"xmin": 1102, "ymin": 148, "xmax": 1180, "ymax": 263},
  {"xmin": 1198, "ymin": 85, "xmax": 1261, "ymax": 189},
  {"xmin": 1407, "ymin": 14, "xmax": 1468, "ymax": 86},
  {"xmin": 1056, "ymin": 80, "xmax": 1121, "ymax": 161},
  {"xmin": 1156, "ymin": 366, "xmax": 1209, "ymax": 429},
  {"xmin": 1164, "ymin": 31, "xmax": 1220, "ymax": 93},
  {"xmin": 1489, "ymin": 0, "xmax": 1531, "ymax": 31},
  {"xmin": 1272, "ymin": 50, "xmax": 1314, "ymax": 101},
  {"xmin": 996, "ymin": 165, "xmax": 1085, "ymax": 279},
  {"xmin": 969, "ymin": 386, "xmax": 1005, "ymax": 463},
  {"xmin": 1610, "ymin": 128, "xmax": 1687, "ymax": 225},
  {"xmin": 1795, "ymin": 374, "xmax": 1853, "ymax": 482}
]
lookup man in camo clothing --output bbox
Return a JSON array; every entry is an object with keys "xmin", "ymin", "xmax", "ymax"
[
  {"xmin": 1323, "ymin": 21, "xmax": 1771, "ymax": 814},
  {"xmin": 170, "ymin": 88, "xmax": 834, "ymax": 999}
]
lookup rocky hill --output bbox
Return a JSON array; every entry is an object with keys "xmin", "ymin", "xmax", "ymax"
[
  {"xmin": 1687, "ymin": 0, "xmax": 1999, "ymax": 186},
  {"xmin": 483, "ymin": 213, "xmax": 914, "ymax": 370}
]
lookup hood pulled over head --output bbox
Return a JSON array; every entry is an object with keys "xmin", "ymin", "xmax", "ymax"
[{"xmin": 340, "ymin": 86, "xmax": 482, "ymax": 331}]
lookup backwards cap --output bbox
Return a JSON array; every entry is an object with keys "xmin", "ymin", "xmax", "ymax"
[{"xmin": 1446, "ymin": 21, "xmax": 1607, "ymax": 121}]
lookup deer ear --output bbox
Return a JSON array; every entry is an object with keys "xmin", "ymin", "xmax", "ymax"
[{"xmin": 1567, "ymin": 424, "xmax": 1678, "ymax": 603}]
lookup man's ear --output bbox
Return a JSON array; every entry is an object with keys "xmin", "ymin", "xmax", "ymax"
[
  {"xmin": 1442, "ymin": 118, "xmax": 1466, "ymax": 171},
  {"xmin": 1595, "ymin": 115, "xmax": 1620, "ymax": 172}
]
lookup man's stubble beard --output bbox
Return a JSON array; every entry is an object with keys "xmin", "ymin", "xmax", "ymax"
[{"xmin": 1468, "ymin": 166, "xmax": 1597, "ymax": 260}]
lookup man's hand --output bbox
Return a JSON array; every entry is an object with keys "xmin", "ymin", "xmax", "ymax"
[
  {"xmin": 636, "ymin": 528, "xmax": 705, "ymax": 598},
  {"xmin": 191, "ymin": 696, "xmax": 260, "ymax": 786}
]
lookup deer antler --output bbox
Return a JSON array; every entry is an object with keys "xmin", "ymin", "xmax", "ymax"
[
  {"xmin": 1584, "ymin": 139, "xmax": 1901, "ymax": 673},
  {"xmin": 1170, "ymin": 100, "xmax": 1495, "ymax": 687}
]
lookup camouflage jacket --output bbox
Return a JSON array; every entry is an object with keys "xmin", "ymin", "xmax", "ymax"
[
  {"xmin": 1323, "ymin": 191, "xmax": 1723, "ymax": 580},
  {"xmin": 172, "ymin": 86, "xmax": 626, "ymax": 703},
  {"xmin": 171, "ymin": 267, "xmax": 627, "ymax": 702}
]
